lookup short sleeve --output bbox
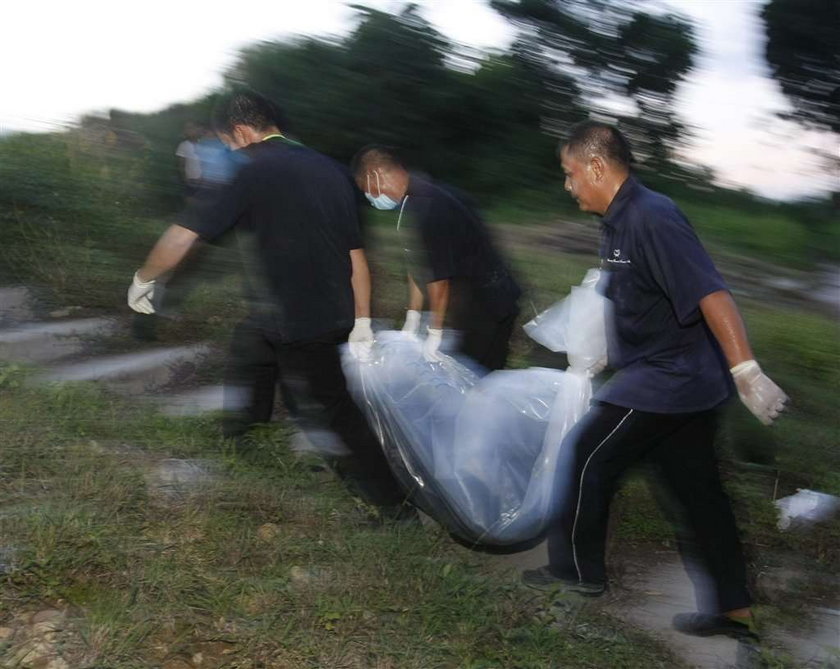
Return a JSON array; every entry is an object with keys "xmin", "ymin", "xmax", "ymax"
[
  {"xmin": 642, "ymin": 205, "xmax": 727, "ymax": 325},
  {"xmin": 179, "ymin": 168, "xmax": 251, "ymax": 242},
  {"xmin": 175, "ymin": 141, "xmax": 194, "ymax": 159}
]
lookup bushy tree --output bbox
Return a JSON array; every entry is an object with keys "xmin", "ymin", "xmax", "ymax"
[{"xmin": 762, "ymin": 0, "xmax": 840, "ymax": 133}]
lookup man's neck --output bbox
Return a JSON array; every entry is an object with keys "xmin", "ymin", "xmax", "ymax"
[{"xmin": 599, "ymin": 171, "xmax": 630, "ymax": 215}]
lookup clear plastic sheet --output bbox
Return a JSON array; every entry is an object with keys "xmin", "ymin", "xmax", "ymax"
[
  {"xmin": 341, "ymin": 270, "xmax": 607, "ymax": 545},
  {"xmin": 523, "ymin": 268, "xmax": 608, "ymax": 365}
]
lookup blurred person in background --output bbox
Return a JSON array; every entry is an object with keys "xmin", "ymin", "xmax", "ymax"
[
  {"xmin": 522, "ymin": 121, "xmax": 788, "ymax": 641},
  {"xmin": 195, "ymin": 124, "xmax": 240, "ymax": 196},
  {"xmin": 351, "ymin": 145, "xmax": 521, "ymax": 372},
  {"xmin": 127, "ymin": 89, "xmax": 410, "ymax": 517},
  {"xmin": 175, "ymin": 121, "xmax": 203, "ymax": 200}
]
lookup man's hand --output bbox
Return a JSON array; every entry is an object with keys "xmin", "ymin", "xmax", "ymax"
[
  {"xmin": 402, "ymin": 309, "xmax": 421, "ymax": 336},
  {"xmin": 348, "ymin": 317, "xmax": 375, "ymax": 362},
  {"xmin": 731, "ymin": 360, "xmax": 788, "ymax": 425},
  {"xmin": 127, "ymin": 271, "xmax": 156, "ymax": 314},
  {"xmin": 423, "ymin": 327, "xmax": 443, "ymax": 362}
]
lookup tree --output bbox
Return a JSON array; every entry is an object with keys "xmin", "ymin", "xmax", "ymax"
[
  {"xmin": 762, "ymin": 0, "xmax": 840, "ymax": 133},
  {"xmin": 490, "ymin": 0, "xmax": 697, "ymax": 173}
]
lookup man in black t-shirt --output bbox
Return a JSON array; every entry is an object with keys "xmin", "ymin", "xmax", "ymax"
[
  {"xmin": 351, "ymin": 146, "xmax": 521, "ymax": 372},
  {"xmin": 127, "ymin": 89, "xmax": 408, "ymax": 513}
]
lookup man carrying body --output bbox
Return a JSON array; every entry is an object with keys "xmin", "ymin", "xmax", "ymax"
[
  {"xmin": 351, "ymin": 146, "xmax": 521, "ymax": 372},
  {"xmin": 128, "ymin": 89, "xmax": 408, "ymax": 514},
  {"xmin": 523, "ymin": 121, "xmax": 788, "ymax": 639}
]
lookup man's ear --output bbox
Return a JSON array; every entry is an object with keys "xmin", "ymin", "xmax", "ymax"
[
  {"xmin": 231, "ymin": 124, "xmax": 254, "ymax": 148},
  {"xmin": 589, "ymin": 155, "xmax": 606, "ymax": 182}
]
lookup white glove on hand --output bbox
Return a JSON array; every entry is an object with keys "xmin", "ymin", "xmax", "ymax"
[
  {"xmin": 402, "ymin": 309, "xmax": 421, "ymax": 336},
  {"xmin": 568, "ymin": 353, "xmax": 607, "ymax": 377},
  {"xmin": 348, "ymin": 317, "xmax": 375, "ymax": 362},
  {"xmin": 731, "ymin": 360, "xmax": 788, "ymax": 426},
  {"xmin": 423, "ymin": 327, "xmax": 443, "ymax": 362},
  {"xmin": 127, "ymin": 271, "xmax": 156, "ymax": 314}
]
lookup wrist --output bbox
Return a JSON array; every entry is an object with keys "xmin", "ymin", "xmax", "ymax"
[
  {"xmin": 134, "ymin": 270, "xmax": 155, "ymax": 285},
  {"xmin": 730, "ymin": 359, "xmax": 759, "ymax": 377},
  {"xmin": 355, "ymin": 317, "xmax": 371, "ymax": 325}
]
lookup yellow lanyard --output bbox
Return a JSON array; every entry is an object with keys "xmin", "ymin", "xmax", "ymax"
[{"xmin": 261, "ymin": 132, "xmax": 303, "ymax": 147}]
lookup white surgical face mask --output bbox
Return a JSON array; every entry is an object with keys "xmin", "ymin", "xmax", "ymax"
[{"xmin": 365, "ymin": 172, "xmax": 400, "ymax": 210}]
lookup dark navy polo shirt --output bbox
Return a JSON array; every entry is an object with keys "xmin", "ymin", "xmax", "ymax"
[{"xmin": 595, "ymin": 176, "xmax": 732, "ymax": 413}]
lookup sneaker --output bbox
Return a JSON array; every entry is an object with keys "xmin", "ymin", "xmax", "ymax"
[
  {"xmin": 521, "ymin": 566, "xmax": 606, "ymax": 597},
  {"xmin": 672, "ymin": 612, "xmax": 759, "ymax": 641}
]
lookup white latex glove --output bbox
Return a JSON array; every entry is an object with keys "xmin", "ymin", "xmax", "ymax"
[
  {"xmin": 402, "ymin": 309, "xmax": 421, "ymax": 335},
  {"xmin": 568, "ymin": 353, "xmax": 607, "ymax": 377},
  {"xmin": 348, "ymin": 317, "xmax": 374, "ymax": 362},
  {"xmin": 731, "ymin": 360, "xmax": 788, "ymax": 426},
  {"xmin": 127, "ymin": 271, "xmax": 156, "ymax": 314},
  {"xmin": 423, "ymin": 327, "xmax": 443, "ymax": 362}
]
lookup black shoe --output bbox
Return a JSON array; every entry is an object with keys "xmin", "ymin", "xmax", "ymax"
[
  {"xmin": 521, "ymin": 566, "xmax": 606, "ymax": 597},
  {"xmin": 672, "ymin": 612, "xmax": 758, "ymax": 641}
]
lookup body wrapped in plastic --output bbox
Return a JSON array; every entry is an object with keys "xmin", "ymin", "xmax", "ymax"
[{"xmin": 342, "ymin": 270, "xmax": 607, "ymax": 545}]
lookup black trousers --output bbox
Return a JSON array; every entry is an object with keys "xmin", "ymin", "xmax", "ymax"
[
  {"xmin": 457, "ymin": 309, "xmax": 518, "ymax": 372},
  {"xmin": 546, "ymin": 402, "xmax": 751, "ymax": 613},
  {"xmin": 223, "ymin": 317, "xmax": 407, "ymax": 508}
]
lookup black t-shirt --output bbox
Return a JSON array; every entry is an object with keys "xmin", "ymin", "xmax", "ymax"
[
  {"xmin": 180, "ymin": 138, "xmax": 362, "ymax": 342},
  {"xmin": 401, "ymin": 175, "xmax": 521, "ymax": 322}
]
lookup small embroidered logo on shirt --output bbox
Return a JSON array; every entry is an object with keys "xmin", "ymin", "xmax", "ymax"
[{"xmin": 607, "ymin": 249, "xmax": 631, "ymax": 265}]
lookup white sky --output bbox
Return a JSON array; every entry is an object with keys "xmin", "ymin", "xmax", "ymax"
[{"xmin": 1, "ymin": 0, "xmax": 834, "ymax": 200}]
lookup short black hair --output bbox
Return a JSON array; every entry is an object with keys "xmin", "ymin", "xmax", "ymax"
[
  {"xmin": 561, "ymin": 121, "xmax": 634, "ymax": 169},
  {"xmin": 212, "ymin": 88, "xmax": 288, "ymax": 135},
  {"xmin": 350, "ymin": 144, "xmax": 407, "ymax": 176}
]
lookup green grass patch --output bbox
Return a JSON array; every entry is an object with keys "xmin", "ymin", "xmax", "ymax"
[{"xmin": 0, "ymin": 375, "xmax": 678, "ymax": 667}]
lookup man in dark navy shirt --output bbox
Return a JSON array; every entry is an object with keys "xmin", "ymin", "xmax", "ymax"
[
  {"xmin": 351, "ymin": 146, "xmax": 521, "ymax": 372},
  {"xmin": 523, "ymin": 121, "xmax": 788, "ymax": 640},
  {"xmin": 127, "ymin": 89, "xmax": 408, "ymax": 514}
]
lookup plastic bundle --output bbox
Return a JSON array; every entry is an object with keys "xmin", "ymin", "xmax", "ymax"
[{"xmin": 342, "ymin": 270, "xmax": 608, "ymax": 545}]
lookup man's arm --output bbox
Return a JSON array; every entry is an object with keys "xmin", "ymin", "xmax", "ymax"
[
  {"xmin": 426, "ymin": 279, "xmax": 450, "ymax": 330},
  {"xmin": 699, "ymin": 290, "xmax": 753, "ymax": 367},
  {"xmin": 407, "ymin": 273, "xmax": 424, "ymax": 312},
  {"xmin": 700, "ymin": 289, "xmax": 788, "ymax": 425},
  {"xmin": 137, "ymin": 224, "xmax": 200, "ymax": 282},
  {"xmin": 128, "ymin": 224, "xmax": 199, "ymax": 314},
  {"xmin": 349, "ymin": 248, "xmax": 371, "ymax": 318},
  {"xmin": 347, "ymin": 248, "xmax": 375, "ymax": 361}
]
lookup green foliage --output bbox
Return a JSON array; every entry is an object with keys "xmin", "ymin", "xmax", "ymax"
[
  {"xmin": 680, "ymin": 201, "xmax": 811, "ymax": 266},
  {"xmin": 491, "ymin": 0, "xmax": 697, "ymax": 175},
  {"xmin": 762, "ymin": 0, "xmax": 840, "ymax": 133}
]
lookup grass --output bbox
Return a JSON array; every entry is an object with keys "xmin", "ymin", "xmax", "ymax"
[{"xmin": 0, "ymin": 371, "xmax": 679, "ymax": 667}]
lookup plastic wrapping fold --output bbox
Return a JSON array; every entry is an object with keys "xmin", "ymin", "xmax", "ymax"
[
  {"xmin": 523, "ymin": 268, "xmax": 608, "ymax": 368},
  {"xmin": 341, "ymin": 269, "xmax": 607, "ymax": 545}
]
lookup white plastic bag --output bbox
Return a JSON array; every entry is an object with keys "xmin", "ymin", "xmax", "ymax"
[
  {"xmin": 523, "ymin": 268, "xmax": 609, "ymax": 371},
  {"xmin": 339, "ymin": 270, "xmax": 607, "ymax": 545},
  {"xmin": 775, "ymin": 489, "xmax": 840, "ymax": 530},
  {"xmin": 343, "ymin": 334, "xmax": 590, "ymax": 544}
]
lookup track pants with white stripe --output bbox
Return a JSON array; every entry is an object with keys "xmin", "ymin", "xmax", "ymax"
[{"xmin": 546, "ymin": 402, "xmax": 752, "ymax": 613}]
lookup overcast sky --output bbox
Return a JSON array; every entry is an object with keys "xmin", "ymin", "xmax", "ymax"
[{"xmin": 1, "ymin": 0, "xmax": 834, "ymax": 200}]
